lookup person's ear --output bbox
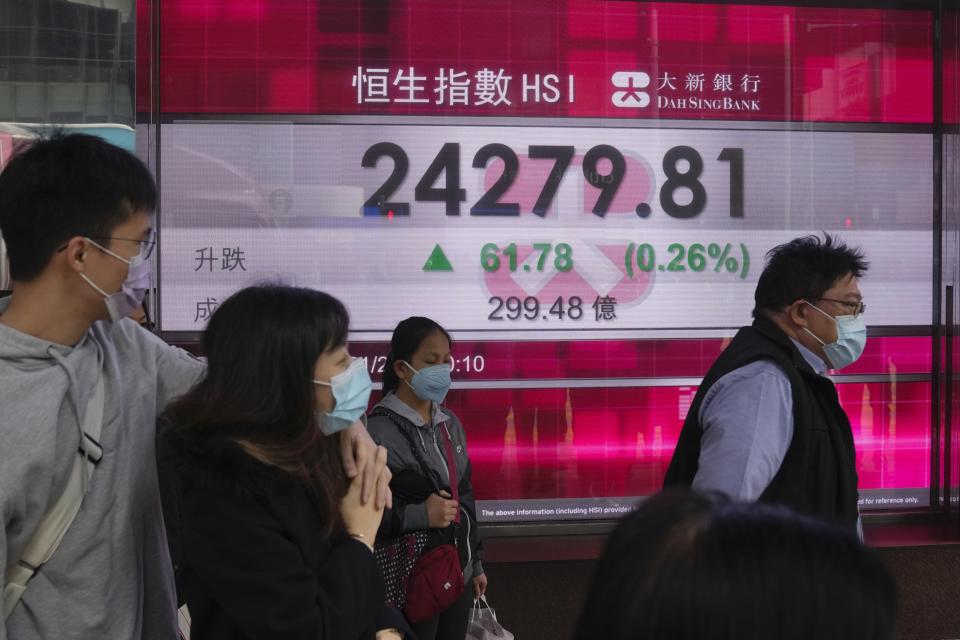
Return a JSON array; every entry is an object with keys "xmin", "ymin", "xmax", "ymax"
[
  {"xmin": 786, "ymin": 300, "xmax": 808, "ymax": 327},
  {"xmin": 393, "ymin": 359, "xmax": 408, "ymax": 382},
  {"xmin": 63, "ymin": 237, "xmax": 89, "ymax": 273}
]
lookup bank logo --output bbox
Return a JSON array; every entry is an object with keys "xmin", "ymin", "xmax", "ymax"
[{"xmin": 611, "ymin": 72, "xmax": 650, "ymax": 108}]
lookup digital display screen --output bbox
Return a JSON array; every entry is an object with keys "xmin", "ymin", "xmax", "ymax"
[{"xmin": 150, "ymin": 1, "xmax": 936, "ymax": 519}]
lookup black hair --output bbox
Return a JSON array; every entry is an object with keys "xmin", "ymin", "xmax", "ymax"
[
  {"xmin": 164, "ymin": 285, "xmax": 349, "ymax": 535},
  {"xmin": 572, "ymin": 491, "xmax": 897, "ymax": 640},
  {"xmin": 753, "ymin": 233, "xmax": 869, "ymax": 318},
  {"xmin": 382, "ymin": 316, "xmax": 452, "ymax": 395},
  {"xmin": 0, "ymin": 132, "xmax": 157, "ymax": 282}
]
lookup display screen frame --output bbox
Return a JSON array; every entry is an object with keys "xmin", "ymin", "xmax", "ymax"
[{"xmin": 139, "ymin": 0, "xmax": 948, "ymax": 532}]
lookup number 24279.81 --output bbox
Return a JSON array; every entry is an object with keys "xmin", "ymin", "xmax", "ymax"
[{"xmin": 361, "ymin": 143, "xmax": 744, "ymax": 219}]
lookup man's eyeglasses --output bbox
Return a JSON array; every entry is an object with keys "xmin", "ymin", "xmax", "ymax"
[
  {"xmin": 59, "ymin": 228, "xmax": 157, "ymax": 260},
  {"xmin": 89, "ymin": 227, "xmax": 157, "ymax": 260},
  {"xmin": 816, "ymin": 297, "xmax": 866, "ymax": 316}
]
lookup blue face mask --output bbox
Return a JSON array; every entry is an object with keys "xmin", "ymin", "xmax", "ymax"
[
  {"xmin": 802, "ymin": 301, "xmax": 867, "ymax": 370},
  {"xmin": 313, "ymin": 358, "xmax": 372, "ymax": 435},
  {"xmin": 403, "ymin": 361, "xmax": 452, "ymax": 403}
]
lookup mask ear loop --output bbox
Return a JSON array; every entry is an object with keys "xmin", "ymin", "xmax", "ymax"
[
  {"xmin": 84, "ymin": 237, "xmax": 136, "ymax": 266},
  {"xmin": 313, "ymin": 367, "xmax": 351, "ymax": 416},
  {"xmin": 79, "ymin": 273, "xmax": 111, "ymax": 297},
  {"xmin": 315, "ymin": 357, "xmax": 364, "ymax": 388},
  {"xmin": 800, "ymin": 300, "xmax": 836, "ymax": 347},
  {"xmin": 802, "ymin": 327, "xmax": 826, "ymax": 346},
  {"xmin": 77, "ymin": 238, "xmax": 136, "ymax": 300},
  {"xmin": 401, "ymin": 361, "xmax": 420, "ymax": 392}
]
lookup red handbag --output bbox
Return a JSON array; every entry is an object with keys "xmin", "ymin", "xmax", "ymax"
[{"xmin": 403, "ymin": 542, "xmax": 465, "ymax": 623}]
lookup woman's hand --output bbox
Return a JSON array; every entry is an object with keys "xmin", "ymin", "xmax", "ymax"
[
  {"xmin": 376, "ymin": 630, "xmax": 403, "ymax": 640},
  {"xmin": 340, "ymin": 468, "xmax": 385, "ymax": 550},
  {"xmin": 473, "ymin": 573, "xmax": 488, "ymax": 599},
  {"xmin": 340, "ymin": 421, "xmax": 393, "ymax": 509},
  {"xmin": 426, "ymin": 491, "xmax": 459, "ymax": 528}
]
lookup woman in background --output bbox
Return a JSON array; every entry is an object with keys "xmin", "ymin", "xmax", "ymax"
[{"xmin": 368, "ymin": 316, "xmax": 486, "ymax": 640}]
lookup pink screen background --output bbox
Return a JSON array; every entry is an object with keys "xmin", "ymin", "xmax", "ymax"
[
  {"xmin": 141, "ymin": 1, "xmax": 936, "ymax": 508},
  {"xmin": 146, "ymin": 0, "xmax": 933, "ymax": 123},
  {"xmin": 351, "ymin": 336, "xmax": 933, "ymax": 500}
]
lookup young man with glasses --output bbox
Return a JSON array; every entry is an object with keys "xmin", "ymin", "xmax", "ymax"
[
  {"xmin": 0, "ymin": 134, "xmax": 391, "ymax": 639},
  {"xmin": 665, "ymin": 234, "xmax": 868, "ymax": 534}
]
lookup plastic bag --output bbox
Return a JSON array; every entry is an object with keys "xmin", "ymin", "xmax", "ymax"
[{"xmin": 466, "ymin": 595, "xmax": 514, "ymax": 640}]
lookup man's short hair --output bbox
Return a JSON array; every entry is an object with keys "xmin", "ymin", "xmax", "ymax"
[
  {"xmin": 0, "ymin": 132, "xmax": 157, "ymax": 282},
  {"xmin": 753, "ymin": 233, "xmax": 868, "ymax": 318}
]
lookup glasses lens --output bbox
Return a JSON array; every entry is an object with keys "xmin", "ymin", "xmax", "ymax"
[{"xmin": 142, "ymin": 229, "xmax": 157, "ymax": 260}]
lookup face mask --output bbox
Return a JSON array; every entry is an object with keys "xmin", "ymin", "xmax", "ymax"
[
  {"xmin": 313, "ymin": 358, "xmax": 373, "ymax": 435},
  {"xmin": 802, "ymin": 301, "xmax": 867, "ymax": 370},
  {"xmin": 403, "ymin": 361, "xmax": 452, "ymax": 403},
  {"xmin": 79, "ymin": 238, "xmax": 151, "ymax": 323}
]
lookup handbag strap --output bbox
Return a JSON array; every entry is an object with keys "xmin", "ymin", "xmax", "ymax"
[
  {"xmin": 439, "ymin": 424, "xmax": 461, "ymax": 524},
  {"xmin": 3, "ymin": 373, "xmax": 105, "ymax": 619},
  {"xmin": 372, "ymin": 405, "xmax": 462, "ymax": 525},
  {"xmin": 370, "ymin": 407, "xmax": 444, "ymax": 493},
  {"xmin": 471, "ymin": 594, "xmax": 496, "ymax": 621}
]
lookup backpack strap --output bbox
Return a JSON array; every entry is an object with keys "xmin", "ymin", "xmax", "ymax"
[
  {"xmin": 370, "ymin": 407, "xmax": 444, "ymax": 493},
  {"xmin": 3, "ymin": 374, "xmax": 105, "ymax": 619}
]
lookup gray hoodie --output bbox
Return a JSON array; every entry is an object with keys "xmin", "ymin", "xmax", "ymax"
[
  {"xmin": 367, "ymin": 393, "xmax": 484, "ymax": 582},
  {"xmin": 0, "ymin": 297, "xmax": 204, "ymax": 640}
]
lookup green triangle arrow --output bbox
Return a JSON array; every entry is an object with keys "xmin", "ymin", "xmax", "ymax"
[{"xmin": 423, "ymin": 244, "xmax": 454, "ymax": 272}]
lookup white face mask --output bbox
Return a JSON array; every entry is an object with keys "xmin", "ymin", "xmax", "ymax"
[
  {"xmin": 802, "ymin": 301, "xmax": 868, "ymax": 370},
  {"xmin": 79, "ymin": 238, "xmax": 151, "ymax": 323}
]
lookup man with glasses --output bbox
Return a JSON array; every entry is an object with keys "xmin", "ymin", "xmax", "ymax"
[
  {"xmin": 0, "ymin": 134, "xmax": 390, "ymax": 640},
  {"xmin": 665, "ymin": 234, "xmax": 868, "ymax": 534}
]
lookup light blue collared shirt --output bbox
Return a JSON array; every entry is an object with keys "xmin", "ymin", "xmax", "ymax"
[
  {"xmin": 692, "ymin": 339, "xmax": 827, "ymax": 501},
  {"xmin": 692, "ymin": 338, "xmax": 863, "ymax": 538}
]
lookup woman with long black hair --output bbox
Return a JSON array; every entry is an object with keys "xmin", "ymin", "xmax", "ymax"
[
  {"xmin": 367, "ymin": 316, "xmax": 486, "ymax": 640},
  {"xmin": 160, "ymin": 285, "xmax": 408, "ymax": 640}
]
